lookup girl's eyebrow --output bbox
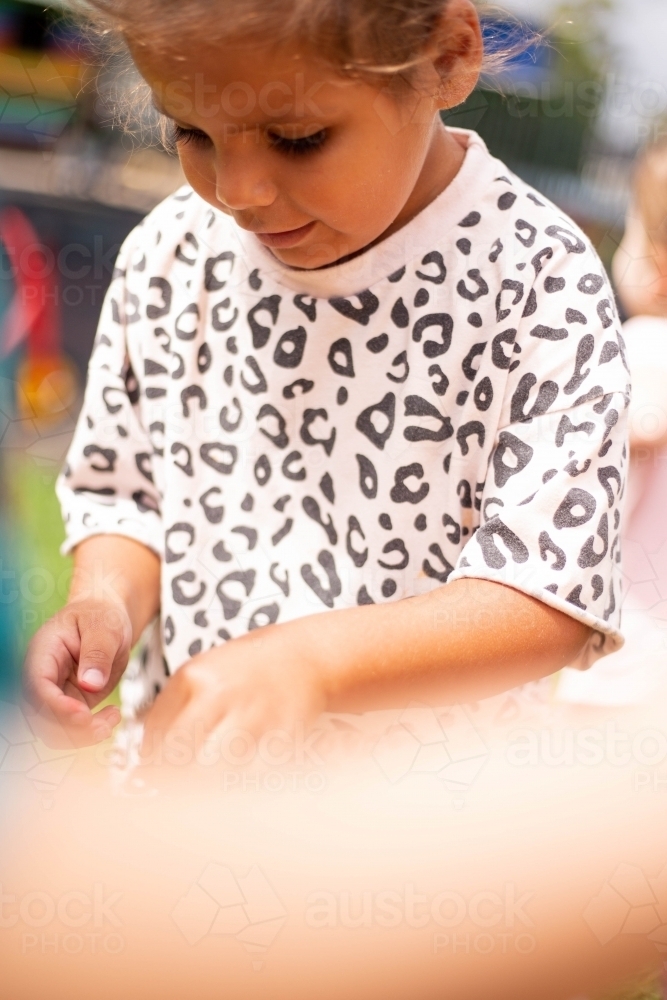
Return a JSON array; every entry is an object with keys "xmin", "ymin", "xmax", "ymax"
[{"xmin": 150, "ymin": 91, "xmax": 336, "ymax": 128}]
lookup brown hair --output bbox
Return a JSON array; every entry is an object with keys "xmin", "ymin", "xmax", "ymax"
[
  {"xmin": 635, "ymin": 139, "xmax": 667, "ymax": 248},
  {"xmin": 79, "ymin": 0, "xmax": 530, "ymax": 83},
  {"xmin": 76, "ymin": 0, "xmax": 535, "ymax": 147}
]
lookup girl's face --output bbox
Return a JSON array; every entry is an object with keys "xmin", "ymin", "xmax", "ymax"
[{"xmin": 129, "ymin": 25, "xmax": 480, "ymax": 269}]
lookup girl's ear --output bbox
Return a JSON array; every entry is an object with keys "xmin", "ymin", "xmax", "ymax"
[{"xmin": 426, "ymin": 0, "xmax": 484, "ymax": 111}]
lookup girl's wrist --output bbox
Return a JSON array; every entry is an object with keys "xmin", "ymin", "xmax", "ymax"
[
  {"xmin": 280, "ymin": 614, "xmax": 354, "ymax": 709},
  {"xmin": 231, "ymin": 617, "xmax": 340, "ymax": 711},
  {"xmin": 65, "ymin": 587, "xmax": 133, "ymax": 624},
  {"xmin": 67, "ymin": 537, "xmax": 160, "ymax": 644},
  {"xmin": 63, "ymin": 586, "xmax": 146, "ymax": 655}
]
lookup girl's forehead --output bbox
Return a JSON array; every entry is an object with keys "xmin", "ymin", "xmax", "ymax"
[
  {"xmin": 130, "ymin": 35, "xmax": 363, "ymax": 119},
  {"xmin": 130, "ymin": 34, "xmax": 353, "ymax": 88},
  {"xmin": 130, "ymin": 37, "xmax": 368, "ymax": 128}
]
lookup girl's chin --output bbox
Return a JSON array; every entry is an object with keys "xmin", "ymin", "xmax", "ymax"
[
  {"xmin": 255, "ymin": 221, "xmax": 317, "ymax": 249},
  {"xmin": 267, "ymin": 239, "xmax": 358, "ymax": 271}
]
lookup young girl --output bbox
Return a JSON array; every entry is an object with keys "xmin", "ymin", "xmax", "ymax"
[{"xmin": 24, "ymin": 0, "xmax": 629, "ymax": 752}]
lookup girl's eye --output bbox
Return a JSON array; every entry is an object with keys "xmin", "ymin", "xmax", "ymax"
[
  {"xmin": 268, "ymin": 129, "xmax": 327, "ymax": 156},
  {"xmin": 171, "ymin": 123, "xmax": 211, "ymax": 147}
]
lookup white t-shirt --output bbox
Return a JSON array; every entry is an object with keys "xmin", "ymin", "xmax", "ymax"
[{"xmin": 57, "ymin": 130, "xmax": 630, "ymax": 710}]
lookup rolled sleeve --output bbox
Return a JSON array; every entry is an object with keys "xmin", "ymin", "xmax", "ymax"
[
  {"xmin": 450, "ymin": 392, "xmax": 627, "ymax": 666},
  {"xmin": 449, "ymin": 230, "xmax": 630, "ymax": 668}
]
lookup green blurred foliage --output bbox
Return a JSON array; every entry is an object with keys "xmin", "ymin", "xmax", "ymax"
[
  {"xmin": 444, "ymin": 86, "xmax": 594, "ymax": 174},
  {"xmin": 4, "ymin": 451, "xmax": 71, "ymax": 664},
  {"xmin": 445, "ymin": 0, "xmax": 615, "ymax": 176},
  {"xmin": 551, "ymin": 0, "xmax": 615, "ymax": 84}
]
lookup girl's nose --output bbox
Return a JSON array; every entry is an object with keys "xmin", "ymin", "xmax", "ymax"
[{"xmin": 215, "ymin": 154, "xmax": 277, "ymax": 212}]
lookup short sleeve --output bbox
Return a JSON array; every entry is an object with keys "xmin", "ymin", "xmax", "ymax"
[
  {"xmin": 56, "ymin": 228, "xmax": 163, "ymax": 557},
  {"xmin": 449, "ymin": 226, "xmax": 630, "ymax": 668}
]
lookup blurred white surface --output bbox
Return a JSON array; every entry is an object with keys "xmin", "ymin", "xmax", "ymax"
[{"xmin": 0, "ymin": 144, "xmax": 184, "ymax": 212}]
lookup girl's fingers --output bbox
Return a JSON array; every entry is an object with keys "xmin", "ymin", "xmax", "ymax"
[
  {"xmin": 26, "ymin": 698, "xmax": 113, "ymax": 749},
  {"xmin": 29, "ymin": 676, "xmax": 119, "ymax": 749},
  {"xmin": 141, "ymin": 684, "xmax": 310, "ymax": 766},
  {"xmin": 140, "ymin": 689, "xmax": 231, "ymax": 763},
  {"xmin": 214, "ymin": 703, "xmax": 273, "ymax": 744},
  {"xmin": 62, "ymin": 680, "xmax": 121, "ymax": 730},
  {"xmin": 140, "ymin": 681, "xmax": 187, "ymax": 745},
  {"xmin": 77, "ymin": 619, "xmax": 125, "ymax": 694},
  {"xmin": 23, "ymin": 619, "xmax": 123, "ymax": 749},
  {"xmin": 26, "ymin": 638, "xmax": 91, "ymax": 719},
  {"xmin": 24, "ymin": 638, "xmax": 74, "ymax": 700},
  {"xmin": 34, "ymin": 676, "xmax": 90, "ymax": 724},
  {"xmin": 90, "ymin": 705, "xmax": 121, "ymax": 735}
]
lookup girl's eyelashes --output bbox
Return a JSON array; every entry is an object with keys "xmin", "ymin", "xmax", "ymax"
[
  {"xmin": 267, "ymin": 129, "xmax": 328, "ymax": 156},
  {"xmin": 166, "ymin": 121, "xmax": 328, "ymax": 156},
  {"xmin": 170, "ymin": 123, "xmax": 211, "ymax": 147}
]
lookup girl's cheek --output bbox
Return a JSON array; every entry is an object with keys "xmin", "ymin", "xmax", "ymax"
[{"xmin": 178, "ymin": 149, "xmax": 218, "ymax": 201}]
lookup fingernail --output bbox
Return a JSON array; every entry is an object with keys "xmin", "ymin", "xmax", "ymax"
[{"xmin": 80, "ymin": 669, "xmax": 105, "ymax": 689}]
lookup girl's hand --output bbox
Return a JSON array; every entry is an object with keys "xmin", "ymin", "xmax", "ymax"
[
  {"xmin": 23, "ymin": 598, "xmax": 131, "ymax": 748},
  {"xmin": 140, "ymin": 630, "xmax": 328, "ymax": 762}
]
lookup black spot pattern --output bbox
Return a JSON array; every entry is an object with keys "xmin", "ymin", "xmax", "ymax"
[{"xmin": 59, "ymin": 137, "xmax": 628, "ymax": 713}]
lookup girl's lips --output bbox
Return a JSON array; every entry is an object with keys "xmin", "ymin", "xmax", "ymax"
[{"xmin": 254, "ymin": 221, "xmax": 316, "ymax": 248}]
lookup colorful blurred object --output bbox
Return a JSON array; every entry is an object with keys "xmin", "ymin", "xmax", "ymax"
[
  {"xmin": 0, "ymin": 191, "xmax": 144, "ymax": 695},
  {"xmin": 0, "ymin": 202, "xmax": 76, "ymax": 693},
  {"xmin": 0, "ymin": 204, "xmax": 78, "ymax": 420},
  {"xmin": 0, "ymin": 0, "xmax": 86, "ymax": 148},
  {"xmin": 0, "ymin": 49, "xmax": 81, "ymax": 148}
]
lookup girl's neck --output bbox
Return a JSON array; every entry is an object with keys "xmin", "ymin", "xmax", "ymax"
[{"xmin": 375, "ymin": 123, "xmax": 467, "ymax": 244}]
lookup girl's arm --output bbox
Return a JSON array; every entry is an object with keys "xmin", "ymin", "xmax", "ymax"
[
  {"xmin": 141, "ymin": 578, "xmax": 589, "ymax": 752},
  {"xmin": 67, "ymin": 535, "xmax": 161, "ymax": 644},
  {"xmin": 28, "ymin": 222, "xmax": 166, "ymax": 748},
  {"xmin": 23, "ymin": 535, "xmax": 160, "ymax": 747},
  {"xmin": 288, "ymin": 577, "xmax": 589, "ymax": 710}
]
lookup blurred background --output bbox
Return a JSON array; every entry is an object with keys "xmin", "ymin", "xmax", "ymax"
[{"xmin": 0, "ymin": 0, "xmax": 665, "ymax": 696}]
